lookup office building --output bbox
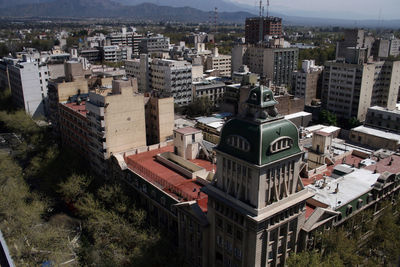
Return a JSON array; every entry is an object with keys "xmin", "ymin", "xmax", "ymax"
[
  {"xmin": 241, "ymin": 45, "xmax": 298, "ymax": 86},
  {"xmin": 322, "ymin": 60, "xmax": 400, "ymax": 121},
  {"xmin": 245, "ymin": 17, "xmax": 283, "ymax": 44}
]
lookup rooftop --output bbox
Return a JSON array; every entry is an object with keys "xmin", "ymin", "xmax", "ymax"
[
  {"xmin": 63, "ymin": 101, "xmax": 88, "ymax": 117},
  {"xmin": 124, "ymin": 145, "xmax": 211, "ymax": 211},
  {"xmin": 352, "ymin": 126, "xmax": 400, "ymax": 142},
  {"xmin": 307, "ymin": 165, "xmax": 380, "ymax": 209},
  {"xmin": 284, "ymin": 111, "xmax": 312, "ymax": 120},
  {"xmin": 369, "ymin": 105, "xmax": 400, "ymax": 114},
  {"xmin": 174, "ymin": 127, "xmax": 201, "ymax": 135}
]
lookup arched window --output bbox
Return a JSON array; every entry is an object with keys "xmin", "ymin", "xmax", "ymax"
[
  {"xmin": 227, "ymin": 135, "xmax": 251, "ymax": 152},
  {"xmin": 270, "ymin": 136, "xmax": 294, "ymax": 154}
]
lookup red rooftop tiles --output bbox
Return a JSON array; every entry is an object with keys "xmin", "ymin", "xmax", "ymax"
[
  {"xmin": 364, "ymin": 155, "xmax": 400, "ymax": 174},
  {"xmin": 63, "ymin": 101, "xmax": 88, "ymax": 117},
  {"xmin": 125, "ymin": 145, "xmax": 209, "ymax": 204}
]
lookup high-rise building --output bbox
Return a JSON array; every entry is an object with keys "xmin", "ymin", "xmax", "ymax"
[
  {"xmin": 7, "ymin": 57, "xmax": 49, "ymax": 117},
  {"xmin": 126, "ymin": 57, "xmax": 193, "ymax": 105},
  {"xmin": 245, "ymin": 17, "xmax": 283, "ymax": 44},
  {"xmin": 322, "ymin": 60, "xmax": 400, "ymax": 121},
  {"xmin": 86, "ymin": 79, "xmax": 147, "ymax": 174},
  {"xmin": 292, "ymin": 60, "xmax": 323, "ymax": 105},
  {"xmin": 243, "ymin": 45, "xmax": 298, "ymax": 86},
  {"xmin": 203, "ymin": 86, "xmax": 314, "ymax": 266}
]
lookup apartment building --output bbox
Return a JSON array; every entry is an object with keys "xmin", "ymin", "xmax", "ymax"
[
  {"xmin": 245, "ymin": 16, "xmax": 283, "ymax": 44},
  {"xmin": 125, "ymin": 54, "xmax": 150, "ymax": 92},
  {"xmin": 7, "ymin": 57, "xmax": 49, "ymax": 117},
  {"xmin": 150, "ymin": 59, "xmax": 192, "ymax": 105},
  {"xmin": 139, "ymin": 34, "xmax": 170, "ymax": 55},
  {"xmin": 145, "ymin": 94, "xmax": 175, "ymax": 145},
  {"xmin": 241, "ymin": 45, "xmax": 298, "ymax": 86},
  {"xmin": 292, "ymin": 60, "xmax": 323, "ymax": 105},
  {"xmin": 322, "ymin": 60, "xmax": 400, "ymax": 121},
  {"xmin": 192, "ymin": 79, "xmax": 226, "ymax": 105},
  {"xmin": 86, "ymin": 79, "xmax": 146, "ymax": 175},
  {"xmin": 365, "ymin": 106, "xmax": 400, "ymax": 133},
  {"xmin": 100, "ymin": 45, "xmax": 131, "ymax": 62},
  {"xmin": 205, "ymin": 48, "xmax": 231, "ymax": 77},
  {"xmin": 105, "ymin": 27, "xmax": 144, "ymax": 55}
]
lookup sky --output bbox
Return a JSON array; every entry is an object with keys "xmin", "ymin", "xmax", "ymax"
[{"xmin": 232, "ymin": 0, "xmax": 400, "ymax": 20}]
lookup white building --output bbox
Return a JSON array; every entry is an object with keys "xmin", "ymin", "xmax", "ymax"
[
  {"xmin": 7, "ymin": 57, "xmax": 49, "ymax": 117},
  {"xmin": 101, "ymin": 45, "xmax": 132, "ymax": 62},
  {"xmin": 205, "ymin": 47, "xmax": 231, "ymax": 77},
  {"xmin": 125, "ymin": 57, "xmax": 193, "ymax": 105},
  {"xmin": 150, "ymin": 59, "xmax": 192, "ymax": 105}
]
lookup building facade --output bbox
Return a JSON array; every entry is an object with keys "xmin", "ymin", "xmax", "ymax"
[
  {"xmin": 205, "ymin": 48, "xmax": 232, "ymax": 77},
  {"xmin": 322, "ymin": 60, "xmax": 400, "ymax": 121},
  {"xmin": 150, "ymin": 59, "xmax": 193, "ymax": 105},
  {"xmin": 245, "ymin": 17, "xmax": 283, "ymax": 44},
  {"xmin": 292, "ymin": 60, "xmax": 323, "ymax": 105},
  {"xmin": 7, "ymin": 58, "xmax": 49, "ymax": 117}
]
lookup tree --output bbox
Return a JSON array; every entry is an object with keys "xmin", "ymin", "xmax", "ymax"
[
  {"xmin": 319, "ymin": 109, "xmax": 337, "ymax": 126},
  {"xmin": 186, "ymin": 96, "xmax": 214, "ymax": 117}
]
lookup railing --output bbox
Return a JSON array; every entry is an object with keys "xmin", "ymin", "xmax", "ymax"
[{"xmin": 125, "ymin": 157, "xmax": 195, "ymax": 201}]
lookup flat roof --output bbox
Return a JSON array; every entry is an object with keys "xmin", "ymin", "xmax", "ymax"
[
  {"xmin": 352, "ymin": 126, "xmax": 400, "ymax": 142},
  {"xmin": 284, "ymin": 111, "xmax": 312, "ymax": 120},
  {"xmin": 364, "ymin": 154, "xmax": 400, "ymax": 175},
  {"xmin": 125, "ymin": 145, "xmax": 210, "ymax": 211},
  {"xmin": 62, "ymin": 101, "xmax": 88, "ymax": 117},
  {"xmin": 174, "ymin": 127, "xmax": 201, "ymax": 135},
  {"xmin": 369, "ymin": 105, "xmax": 400, "ymax": 114},
  {"xmin": 307, "ymin": 166, "xmax": 380, "ymax": 209}
]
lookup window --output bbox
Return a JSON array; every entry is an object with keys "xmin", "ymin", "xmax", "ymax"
[{"xmin": 270, "ymin": 137, "xmax": 294, "ymax": 154}]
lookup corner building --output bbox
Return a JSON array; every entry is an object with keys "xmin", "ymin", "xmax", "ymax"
[{"xmin": 203, "ymin": 86, "xmax": 314, "ymax": 267}]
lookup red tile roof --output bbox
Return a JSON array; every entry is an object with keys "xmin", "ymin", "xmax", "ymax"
[
  {"xmin": 125, "ymin": 145, "xmax": 209, "ymax": 208},
  {"xmin": 305, "ymin": 204, "xmax": 315, "ymax": 219},
  {"xmin": 63, "ymin": 101, "xmax": 88, "ymax": 117}
]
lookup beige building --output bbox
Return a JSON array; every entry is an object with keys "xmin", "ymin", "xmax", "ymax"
[
  {"xmin": 365, "ymin": 106, "xmax": 400, "ymax": 133},
  {"xmin": 145, "ymin": 94, "xmax": 174, "ymax": 145},
  {"xmin": 322, "ymin": 60, "xmax": 400, "ymax": 121},
  {"xmin": 205, "ymin": 48, "xmax": 232, "ymax": 77},
  {"xmin": 292, "ymin": 60, "xmax": 323, "ymax": 106},
  {"xmin": 86, "ymin": 79, "xmax": 147, "ymax": 174},
  {"xmin": 241, "ymin": 45, "xmax": 298, "ymax": 86},
  {"xmin": 307, "ymin": 131, "xmax": 334, "ymax": 169},
  {"xmin": 204, "ymin": 86, "xmax": 314, "ymax": 267},
  {"xmin": 350, "ymin": 125, "xmax": 400, "ymax": 151}
]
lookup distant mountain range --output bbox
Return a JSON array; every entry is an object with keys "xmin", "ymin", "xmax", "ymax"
[{"xmin": 0, "ymin": 0, "xmax": 399, "ymax": 28}]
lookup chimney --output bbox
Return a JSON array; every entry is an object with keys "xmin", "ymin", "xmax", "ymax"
[{"xmin": 334, "ymin": 184, "xmax": 339, "ymax": 194}]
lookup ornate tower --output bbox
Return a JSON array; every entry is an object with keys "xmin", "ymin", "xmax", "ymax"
[{"xmin": 204, "ymin": 86, "xmax": 314, "ymax": 267}]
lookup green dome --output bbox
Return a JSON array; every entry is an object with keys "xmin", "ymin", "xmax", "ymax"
[
  {"xmin": 216, "ymin": 118, "xmax": 301, "ymax": 166},
  {"xmin": 246, "ymin": 85, "xmax": 278, "ymax": 108}
]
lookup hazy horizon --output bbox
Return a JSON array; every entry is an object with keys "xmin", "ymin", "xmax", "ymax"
[{"xmin": 232, "ymin": 0, "xmax": 400, "ymax": 20}]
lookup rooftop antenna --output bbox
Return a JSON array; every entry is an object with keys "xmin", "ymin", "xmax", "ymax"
[
  {"xmin": 259, "ymin": 0, "xmax": 263, "ymax": 44},
  {"xmin": 214, "ymin": 7, "xmax": 218, "ymax": 34}
]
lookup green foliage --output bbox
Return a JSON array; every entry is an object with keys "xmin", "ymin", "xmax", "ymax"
[
  {"xmin": 0, "ymin": 43, "xmax": 10, "ymax": 57},
  {"xmin": 298, "ymin": 45, "xmax": 336, "ymax": 68},
  {"xmin": 0, "ymin": 155, "xmax": 77, "ymax": 266},
  {"xmin": 319, "ymin": 109, "xmax": 337, "ymax": 126},
  {"xmin": 186, "ymin": 96, "xmax": 214, "ymax": 117}
]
